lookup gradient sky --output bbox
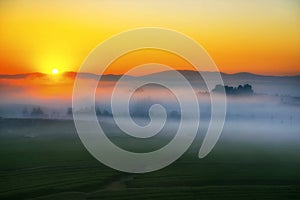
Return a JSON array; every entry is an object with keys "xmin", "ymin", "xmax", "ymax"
[{"xmin": 0, "ymin": 0, "xmax": 300, "ymax": 75}]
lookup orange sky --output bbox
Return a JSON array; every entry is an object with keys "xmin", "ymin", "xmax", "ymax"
[
  {"xmin": 0, "ymin": 0, "xmax": 300, "ymax": 76},
  {"xmin": 104, "ymin": 49, "xmax": 196, "ymax": 76}
]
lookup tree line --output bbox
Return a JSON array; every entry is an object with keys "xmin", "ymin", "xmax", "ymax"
[{"xmin": 213, "ymin": 84, "xmax": 254, "ymax": 95}]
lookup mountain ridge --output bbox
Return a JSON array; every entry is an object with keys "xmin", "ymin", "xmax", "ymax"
[{"xmin": 1, "ymin": 70, "xmax": 299, "ymax": 79}]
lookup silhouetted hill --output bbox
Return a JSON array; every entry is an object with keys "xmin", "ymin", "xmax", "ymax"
[
  {"xmin": 63, "ymin": 71, "xmax": 133, "ymax": 81},
  {"xmin": 1, "ymin": 70, "xmax": 299, "ymax": 81},
  {"xmin": 1, "ymin": 70, "xmax": 299, "ymax": 97},
  {"xmin": 0, "ymin": 72, "xmax": 46, "ymax": 79}
]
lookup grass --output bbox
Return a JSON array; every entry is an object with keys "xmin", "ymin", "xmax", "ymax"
[{"xmin": 0, "ymin": 118, "xmax": 300, "ymax": 199}]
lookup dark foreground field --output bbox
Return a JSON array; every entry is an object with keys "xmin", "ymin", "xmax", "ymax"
[{"xmin": 0, "ymin": 118, "xmax": 300, "ymax": 200}]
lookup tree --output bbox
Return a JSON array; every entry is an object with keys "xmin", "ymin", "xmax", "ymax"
[
  {"xmin": 213, "ymin": 84, "xmax": 254, "ymax": 95},
  {"xmin": 31, "ymin": 107, "xmax": 44, "ymax": 116},
  {"xmin": 22, "ymin": 107, "xmax": 29, "ymax": 116},
  {"xmin": 67, "ymin": 107, "xmax": 72, "ymax": 115},
  {"xmin": 169, "ymin": 110, "xmax": 181, "ymax": 119}
]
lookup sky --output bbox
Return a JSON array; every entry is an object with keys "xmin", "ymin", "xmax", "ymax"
[{"xmin": 0, "ymin": 0, "xmax": 300, "ymax": 75}]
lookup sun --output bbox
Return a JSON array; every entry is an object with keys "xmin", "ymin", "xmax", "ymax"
[{"xmin": 51, "ymin": 68, "xmax": 59, "ymax": 75}]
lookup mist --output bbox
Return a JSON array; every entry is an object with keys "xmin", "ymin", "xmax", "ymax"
[{"xmin": 0, "ymin": 71, "xmax": 299, "ymax": 148}]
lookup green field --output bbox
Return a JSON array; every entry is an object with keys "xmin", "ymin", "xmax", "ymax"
[{"xmin": 0, "ymin": 118, "xmax": 300, "ymax": 200}]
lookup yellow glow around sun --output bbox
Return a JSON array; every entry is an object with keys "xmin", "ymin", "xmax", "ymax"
[{"xmin": 52, "ymin": 68, "xmax": 59, "ymax": 75}]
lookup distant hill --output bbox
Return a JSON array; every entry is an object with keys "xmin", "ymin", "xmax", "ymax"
[
  {"xmin": 142, "ymin": 70, "xmax": 300, "ymax": 81},
  {"xmin": 1, "ymin": 70, "xmax": 299, "ymax": 96},
  {"xmin": 1, "ymin": 70, "xmax": 299, "ymax": 82},
  {"xmin": 63, "ymin": 71, "xmax": 133, "ymax": 81},
  {"xmin": 0, "ymin": 72, "xmax": 46, "ymax": 79}
]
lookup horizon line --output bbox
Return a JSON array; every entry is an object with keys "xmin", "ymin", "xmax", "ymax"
[{"xmin": 1, "ymin": 69, "xmax": 300, "ymax": 77}]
